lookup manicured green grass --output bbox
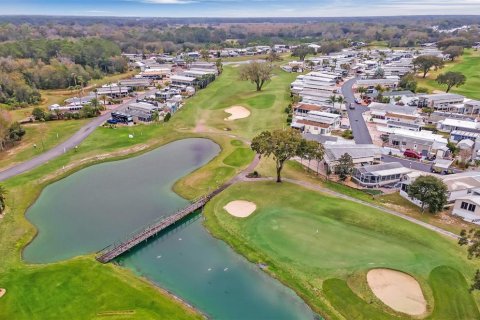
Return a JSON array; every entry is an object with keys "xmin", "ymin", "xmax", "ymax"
[
  {"xmin": 0, "ymin": 258, "xmax": 201, "ymax": 320},
  {"xmin": 222, "ymin": 147, "xmax": 255, "ymax": 167},
  {"xmin": 323, "ymin": 279, "xmax": 393, "ymax": 320},
  {"xmin": 204, "ymin": 181, "xmax": 480, "ymax": 319},
  {"xmin": 428, "ymin": 266, "xmax": 480, "ymax": 320},
  {"xmin": 174, "ymin": 65, "xmax": 297, "ymax": 139},
  {"xmin": 246, "ymin": 94, "xmax": 276, "ymax": 109},
  {"xmin": 417, "ymin": 49, "xmax": 480, "ymax": 99}
]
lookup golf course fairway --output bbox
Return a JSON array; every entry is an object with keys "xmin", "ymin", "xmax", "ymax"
[{"xmin": 204, "ymin": 180, "xmax": 480, "ymax": 319}]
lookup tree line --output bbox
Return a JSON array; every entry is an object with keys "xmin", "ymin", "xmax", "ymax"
[{"xmin": 0, "ymin": 38, "xmax": 128, "ymax": 107}]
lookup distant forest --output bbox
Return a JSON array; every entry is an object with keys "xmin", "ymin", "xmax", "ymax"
[{"xmin": 0, "ymin": 15, "xmax": 480, "ymax": 106}]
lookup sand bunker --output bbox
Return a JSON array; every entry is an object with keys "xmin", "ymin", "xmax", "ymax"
[
  {"xmin": 0, "ymin": 288, "xmax": 6, "ymax": 298},
  {"xmin": 224, "ymin": 106, "xmax": 251, "ymax": 121},
  {"xmin": 224, "ymin": 200, "xmax": 256, "ymax": 218},
  {"xmin": 367, "ymin": 269, "xmax": 427, "ymax": 316}
]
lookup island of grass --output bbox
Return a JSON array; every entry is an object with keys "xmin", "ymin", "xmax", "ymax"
[{"xmin": 204, "ymin": 181, "xmax": 480, "ymax": 319}]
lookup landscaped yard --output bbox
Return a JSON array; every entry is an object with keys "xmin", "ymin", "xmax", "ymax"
[
  {"xmin": 417, "ymin": 49, "xmax": 480, "ymax": 99},
  {"xmin": 204, "ymin": 181, "xmax": 480, "ymax": 319}
]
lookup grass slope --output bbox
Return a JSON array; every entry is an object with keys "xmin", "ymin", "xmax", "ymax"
[{"xmin": 204, "ymin": 181, "xmax": 480, "ymax": 319}]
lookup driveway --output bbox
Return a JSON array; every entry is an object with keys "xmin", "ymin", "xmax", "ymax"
[
  {"xmin": 0, "ymin": 89, "xmax": 157, "ymax": 182},
  {"xmin": 341, "ymin": 78, "xmax": 373, "ymax": 144}
]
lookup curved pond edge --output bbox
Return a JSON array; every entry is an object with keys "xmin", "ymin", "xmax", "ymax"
[{"xmin": 18, "ymin": 135, "xmax": 221, "ymax": 263}]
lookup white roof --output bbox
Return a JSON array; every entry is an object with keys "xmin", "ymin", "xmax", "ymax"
[
  {"xmin": 441, "ymin": 118, "xmax": 479, "ymax": 130},
  {"xmin": 456, "ymin": 195, "xmax": 480, "ymax": 206}
]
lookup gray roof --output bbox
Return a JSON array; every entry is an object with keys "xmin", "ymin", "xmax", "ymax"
[
  {"xmin": 369, "ymin": 102, "xmax": 417, "ymax": 115},
  {"xmin": 387, "ymin": 121, "xmax": 421, "ymax": 129},
  {"xmin": 303, "ymin": 133, "xmax": 339, "ymax": 144},
  {"xmin": 384, "ymin": 90, "xmax": 415, "ymax": 97},
  {"xmin": 325, "ymin": 144, "xmax": 381, "ymax": 161},
  {"xmin": 356, "ymin": 162, "xmax": 408, "ymax": 175}
]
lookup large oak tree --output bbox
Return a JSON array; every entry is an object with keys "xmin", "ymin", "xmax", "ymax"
[
  {"xmin": 413, "ymin": 55, "xmax": 444, "ymax": 78},
  {"xmin": 251, "ymin": 129, "xmax": 304, "ymax": 183},
  {"xmin": 407, "ymin": 175, "xmax": 448, "ymax": 214},
  {"xmin": 436, "ymin": 71, "xmax": 466, "ymax": 93},
  {"xmin": 239, "ymin": 61, "xmax": 273, "ymax": 91}
]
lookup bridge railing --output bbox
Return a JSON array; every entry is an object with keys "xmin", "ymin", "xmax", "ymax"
[{"xmin": 96, "ymin": 184, "xmax": 231, "ymax": 262}]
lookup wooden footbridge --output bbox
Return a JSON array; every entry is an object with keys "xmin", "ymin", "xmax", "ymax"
[{"xmin": 96, "ymin": 183, "xmax": 232, "ymax": 263}]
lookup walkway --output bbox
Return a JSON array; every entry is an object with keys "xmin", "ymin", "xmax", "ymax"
[{"xmin": 0, "ymin": 89, "xmax": 157, "ymax": 182}]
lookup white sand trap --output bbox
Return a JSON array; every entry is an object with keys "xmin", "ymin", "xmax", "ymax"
[
  {"xmin": 367, "ymin": 269, "xmax": 427, "ymax": 316},
  {"xmin": 0, "ymin": 288, "xmax": 6, "ymax": 298},
  {"xmin": 224, "ymin": 200, "xmax": 256, "ymax": 218},
  {"xmin": 224, "ymin": 106, "xmax": 251, "ymax": 121}
]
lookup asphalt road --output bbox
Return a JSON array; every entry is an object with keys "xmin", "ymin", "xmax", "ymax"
[
  {"xmin": 0, "ymin": 89, "xmax": 157, "ymax": 182},
  {"xmin": 341, "ymin": 78, "xmax": 373, "ymax": 144}
]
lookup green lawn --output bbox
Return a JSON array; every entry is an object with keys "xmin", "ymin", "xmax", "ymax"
[
  {"xmin": 417, "ymin": 49, "xmax": 480, "ymax": 99},
  {"xmin": 0, "ymin": 258, "xmax": 201, "ymax": 320},
  {"xmin": 204, "ymin": 181, "xmax": 480, "ymax": 319}
]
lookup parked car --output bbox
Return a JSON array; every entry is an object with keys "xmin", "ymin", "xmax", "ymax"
[
  {"xmin": 403, "ymin": 149, "xmax": 422, "ymax": 159},
  {"xmin": 425, "ymin": 154, "xmax": 436, "ymax": 161},
  {"xmin": 354, "ymin": 98, "xmax": 361, "ymax": 104}
]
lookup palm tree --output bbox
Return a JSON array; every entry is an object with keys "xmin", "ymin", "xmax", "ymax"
[
  {"xmin": 200, "ymin": 49, "xmax": 210, "ymax": 62},
  {"xmin": 327, "ymin": 95, "xmax": 337, "ymax": 110},
  {"xmin": 357, "ymin": 86, "xmax": 367, "ymax": 98},
  {"xmin": 100, "ymin": 95, "xmax": 108, "ymax": 106},
  {"xmin": 151, "ymin": 110, "xmax": 159, "ymax": 123},
  {"xmin": 215, "ymin": 58, "xmax": 223, "ymax": 74},
  {"xmin": 0, "ymin": 184, "xmax": 7, "ymax": 214},
  {"xmin": 336, "ymin": 96, "xmax": 345, "ymax": 111},
  {"xmin": 306, "ymin": 60, "xmax": 315, "ymax": 70},
  {"xmin": 375, "ymin": 84, "xmax": 385, "ymax": 94}
]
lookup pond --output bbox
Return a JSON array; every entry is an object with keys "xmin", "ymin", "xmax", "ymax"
[{"xmin": 24, "ymin": 138, "xmax": 315, "ymax": 320}]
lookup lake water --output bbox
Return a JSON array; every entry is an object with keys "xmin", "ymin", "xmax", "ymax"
[{"xmin": 24, "ymin": 138, "xmax": 315, "ymax": 320}]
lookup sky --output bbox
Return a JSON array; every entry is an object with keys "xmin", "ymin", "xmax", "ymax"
[{"xmin": 2, "ymin": 0, "xmax": 480, "ymax": 17}]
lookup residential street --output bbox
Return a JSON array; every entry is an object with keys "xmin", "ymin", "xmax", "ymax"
[
  {"xmin": 0, "ymin": 89, "xmax": 157, "ymax": 182},
  {"xmin": 341, "ymin": 78, "xmax": 373, "ymax": 144}
]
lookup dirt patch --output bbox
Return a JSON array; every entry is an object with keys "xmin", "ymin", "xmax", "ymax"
[
  {"xmin": 224, "ymin": 106, "xmax": 251, "ymax": 121},
  {"xmin": 224, "ymin": 200, "xmax": 256, "ymax": 218},
  {"xmin": 367, "ymin": 268, "xmax": 427, "ymax": 316},
  {"xmin": 0, "ymin": 288, "xmax": 6, "ymax": 298}
]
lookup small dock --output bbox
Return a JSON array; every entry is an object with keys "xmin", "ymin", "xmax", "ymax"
[{"xmin": 96, "ymin": 183, "xmax": 231, "ymax": 263}]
